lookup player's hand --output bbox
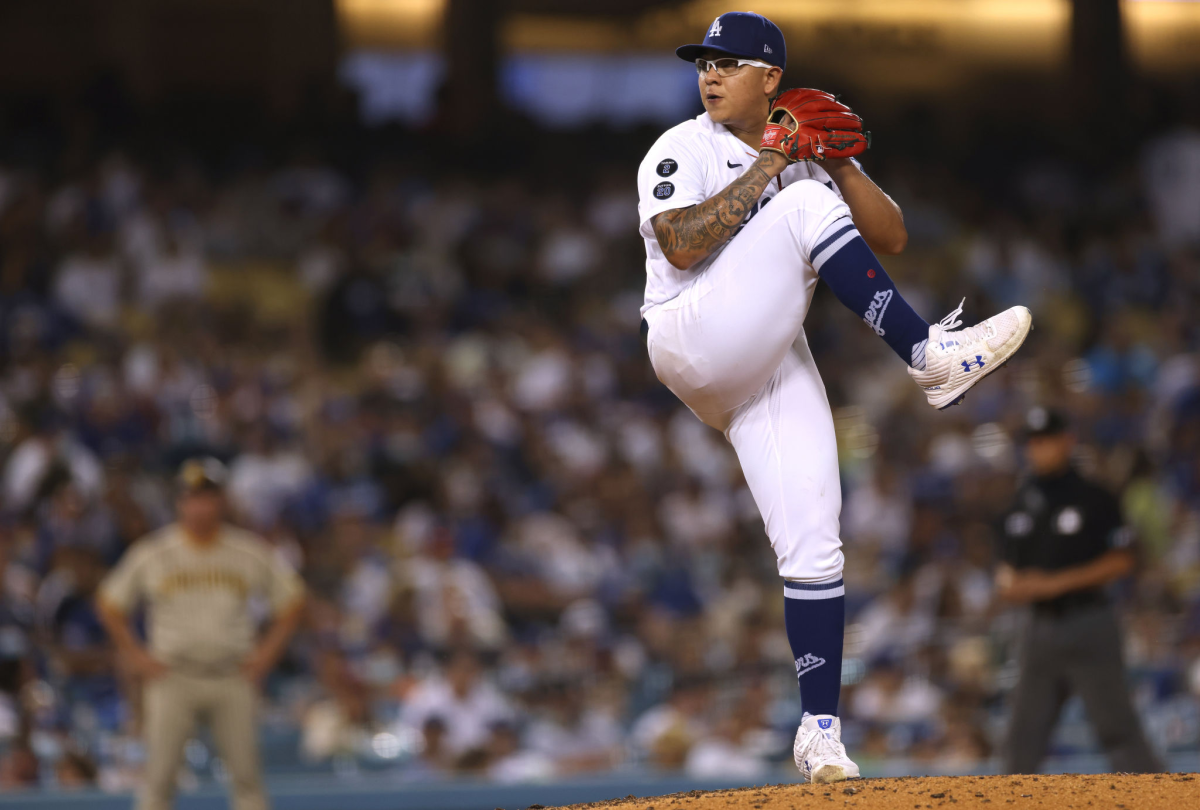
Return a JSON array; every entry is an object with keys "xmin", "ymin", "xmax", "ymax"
[
  {"xmin": 995, "ymin": 565, "xmax": 1063, "ymax": 603},
  {"xmin": 761, "ymin": 88, "xmax": 869, "ymax": 163},
  {"xmin": 241, "ymin": 650, "xmax": 273, "ymax": 686},
  {"xmin": 131, "ymin": 648, "xmax": 169, "ymax": 681}
]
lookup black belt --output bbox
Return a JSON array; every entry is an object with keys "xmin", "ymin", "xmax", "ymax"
[
  {"xmin": 1031, "ymin": 590, "xmax": 1106, "ymax": 618},
  {"xmin": 640, "ymin": 317, "xmax": 649, "ymax": 343},
  {"xmin": 166, "ymin": 658, "xmax": 242, "ymax": 678}
]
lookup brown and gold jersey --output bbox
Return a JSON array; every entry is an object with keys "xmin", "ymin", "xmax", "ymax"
[{"xmin": 100, "ymin": 524, "xmax": 303, "ymax": 671}]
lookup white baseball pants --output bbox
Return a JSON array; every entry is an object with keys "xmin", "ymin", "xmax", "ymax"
[{"xmin": 644, "ymin": 179, "xmax": 849, "ymax": 582}]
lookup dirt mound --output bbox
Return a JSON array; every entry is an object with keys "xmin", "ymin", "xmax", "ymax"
[{"xmin": 554, "ymin": 772, "xmax": 1198, "ymax": 810}]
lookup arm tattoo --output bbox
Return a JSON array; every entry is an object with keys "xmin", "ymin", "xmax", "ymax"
[{"xmin": 652, "ymin": 154, "xmax": 778, "ymax": 268}]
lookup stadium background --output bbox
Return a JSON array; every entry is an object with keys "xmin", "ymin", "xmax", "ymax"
[{"xmin": 0, "ymin": 0, "xmax": 1199, "ymax": 807}]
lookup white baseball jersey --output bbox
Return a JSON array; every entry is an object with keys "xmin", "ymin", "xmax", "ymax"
[{"xmin": 637, "ymin": 111, "xmax": 851, "ymax": 316}]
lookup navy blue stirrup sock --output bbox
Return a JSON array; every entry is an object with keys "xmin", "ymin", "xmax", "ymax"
[
  {"xmin": 811, "ymin": 216, "xmax": 931, "ymax": 369},
  {"xmin": 784, "ymin": 579, "xmax": 846, "ymax": 718}
]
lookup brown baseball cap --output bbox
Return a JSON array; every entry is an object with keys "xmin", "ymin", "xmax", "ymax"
[{"xmin": 177, "ymin": 457, "xmax": 228, "ymax": 494}]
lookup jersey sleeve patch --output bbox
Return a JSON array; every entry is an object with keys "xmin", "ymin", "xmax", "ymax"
[{"xmin": 637, "ymin": 126, "xmax": 710, "ymax": 239}]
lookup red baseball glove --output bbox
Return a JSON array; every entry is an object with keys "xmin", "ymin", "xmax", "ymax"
[{"xmin": 761, "ymin": 88, "xmax": 870, "ymax": 162}]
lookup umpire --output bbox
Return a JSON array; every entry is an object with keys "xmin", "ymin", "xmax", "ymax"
[
  {"xmin": 97, "ymin": 458, "xmax": 305, "ymax": 810},
  {"xmin": 995, "ymin": 407, "xmax": 1161, "ymax": 774}
]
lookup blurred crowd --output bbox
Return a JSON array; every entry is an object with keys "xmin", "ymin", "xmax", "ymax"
[{"xmin": 0, "ymin": 117, "xmax": 1199, "ymax": 792}]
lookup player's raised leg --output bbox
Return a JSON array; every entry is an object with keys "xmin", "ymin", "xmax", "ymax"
[
  {"xmin": 646, "ymin": 178, "xmax": 846, "ymax": 430},
  {"xmin": 810, "ymin": 212, "xmax": 931, "ymax": 366},
  {"xmin": 811, "ymin": 212, "xmax": 1032, "ymax": 409}
]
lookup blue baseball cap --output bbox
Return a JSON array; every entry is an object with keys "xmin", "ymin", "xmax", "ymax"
[{"xmin": 676, "ymin": 12, "xmax": 786, "ymax": 70}]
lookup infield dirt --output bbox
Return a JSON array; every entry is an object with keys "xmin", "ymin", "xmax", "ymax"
[{"xmin": 554, "ymin": 773, "xmax": 1199, "ymax": 810}]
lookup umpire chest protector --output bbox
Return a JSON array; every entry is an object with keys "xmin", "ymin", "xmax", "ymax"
[{"xmin": 1001, "ymin": 467, "xmax": 1131, "ymax": 614}]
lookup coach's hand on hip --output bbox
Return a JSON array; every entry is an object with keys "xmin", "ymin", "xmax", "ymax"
[
  {"xmin": 131, "ymin": 647, "xmax": 170, "ymax": 680},
  {"xmin": 241, "ymin": 596, "xmax": 305, "ymax": 687},
  {"xmin": 241, "ymin": 650, "xmax": 272, "ymax": 686}
]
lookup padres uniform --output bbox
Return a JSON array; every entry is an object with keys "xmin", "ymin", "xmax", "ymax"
[
  {"xmin": 100, "ymin": 523, "xmax": 304, "ymax": 810},
  {"xmin": 639, "ymin": 112, "xmax": 859, "ymax": 583}
]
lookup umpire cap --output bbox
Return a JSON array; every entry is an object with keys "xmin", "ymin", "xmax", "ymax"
[
  {"xmin": 676, "ymin": 12, "xmax": 786, "ymax": 70},
  {"xmin": 1023, "ymin": 406, "xmax": 1070, "ymax": 439},
  {"xmin": 177, "ymin": 457, "xmax": 228, "ymax": 494}
]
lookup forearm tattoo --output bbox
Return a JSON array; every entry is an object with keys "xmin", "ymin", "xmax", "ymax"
[{"xmin": 652, "ymin": 154, "xmax": 777, "ymax": 267}]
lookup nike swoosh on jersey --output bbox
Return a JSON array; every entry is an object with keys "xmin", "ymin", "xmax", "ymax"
[{"xmin": 727, "ymin": 160, "xmax": 742, "ymax": 168}]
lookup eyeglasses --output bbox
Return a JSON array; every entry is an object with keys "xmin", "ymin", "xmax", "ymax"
[{"xmin": 694, "ymin": 57, "xmax": 776, "ymax": 77}]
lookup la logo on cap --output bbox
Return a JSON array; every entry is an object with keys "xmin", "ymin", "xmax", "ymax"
[{"xmin": 708, "ymin": 17, "xmax": 722, "ymax": 37}]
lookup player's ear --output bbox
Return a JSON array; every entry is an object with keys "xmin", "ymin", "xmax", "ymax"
[{"xmin": 764, "ymin": 67, "xmax": 783, "ymax": 98}]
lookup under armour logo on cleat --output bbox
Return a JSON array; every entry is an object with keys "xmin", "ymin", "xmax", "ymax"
[
  {"xmin": 818, "ymin": 718, "xmax": 833, "ymax": 730},
  {"xmin": 961, "ymin": 355, "xmax": 985, "ymax": 372}
]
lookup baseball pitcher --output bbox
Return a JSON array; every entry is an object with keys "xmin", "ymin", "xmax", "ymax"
[
  {"xmin": 98, "ymin": 458, "xmax": 305, "ymax": 810},
  {"xmin": 638, "ymin": 12, "xmax": 1032, "ymax": 782}
]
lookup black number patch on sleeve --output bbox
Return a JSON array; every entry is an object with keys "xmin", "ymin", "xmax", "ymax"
[
  {"xmin": 656, "ymin": 159, "xmax": 678, "ymax": 177},
  {"xmin": 653, "ymin": 181, "xmax": 675, "ymax": 199}
]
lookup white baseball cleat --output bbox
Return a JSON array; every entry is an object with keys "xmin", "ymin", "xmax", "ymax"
[
  {"xmin": 794, "ymin": 714, "xmax": 860, "ymax": 784},
  {"xmin": 908, "ymin": 300, "xmax": 1032, "ymax": 410}
]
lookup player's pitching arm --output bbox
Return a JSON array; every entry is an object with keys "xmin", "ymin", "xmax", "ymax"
[
  {"xmin": 652, "ymin": 153, "xmax": 906, "ymax": 271},
  {"xmin": 822, "ymin": 159, "xmax": 907, "ymax": 255},
  {"xmin": 651, "ymin": 151, "xmax": 789, "ymax": 270}
]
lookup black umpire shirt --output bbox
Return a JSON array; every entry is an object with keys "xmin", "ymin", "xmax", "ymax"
[{"xmin": 999, "ymin": 467, "xmax": 1134, "ymax": 615}]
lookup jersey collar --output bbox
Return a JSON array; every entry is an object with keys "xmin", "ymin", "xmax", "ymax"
[{"xmin": 697, "ymin": 112, "xmax": 761, "ymax": 157}]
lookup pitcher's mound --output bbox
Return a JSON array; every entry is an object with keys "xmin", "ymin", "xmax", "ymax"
[{"xmin": 556, "ymin": 772, "xmax": 1198, "ymax": 810}]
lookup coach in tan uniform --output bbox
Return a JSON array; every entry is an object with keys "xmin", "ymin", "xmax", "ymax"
[{"xmin": 98, "ymin": 458, "xmax": 305, "ymax": 810}]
